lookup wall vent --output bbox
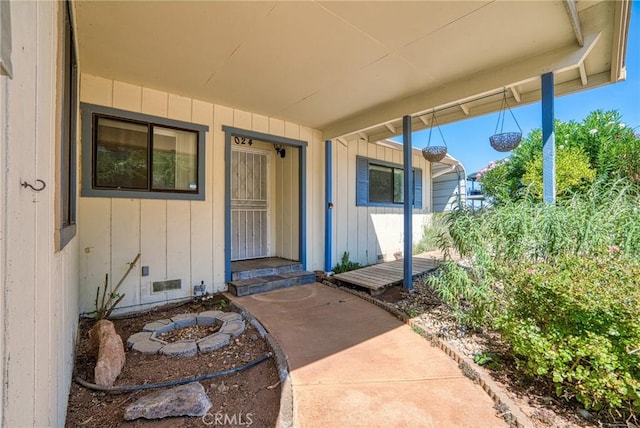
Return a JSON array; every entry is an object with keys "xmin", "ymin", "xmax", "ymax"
[{"xmin": 152, "ymin": 279, "xmax": 181, "ymax": 293}]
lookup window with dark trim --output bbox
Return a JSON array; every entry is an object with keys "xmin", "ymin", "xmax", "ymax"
[
  {"xmin": 356, "ymin": 156, "xmax": 422, "ymax": 208},
  {"xmin": 80, "ymin": 103, "xmax": 209, "ymax": 201},
  {"xmin": 59, "ymin": 0, "xmax": 77, "ymax": 250}
]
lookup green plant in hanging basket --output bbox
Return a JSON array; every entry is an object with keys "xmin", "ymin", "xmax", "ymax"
[
  {"xmin": 490, "ymin": 91, "xmax": 522, "ymax": 152},
  {"xmin": 422, "ymin": 111, "xmax": 448, "ymax": 162}
]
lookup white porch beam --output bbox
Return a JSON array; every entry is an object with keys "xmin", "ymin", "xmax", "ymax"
[
  {"xmin": 357, "ymin": 132, "xmax": 368, "ymax": 141},
  {"xmin": 418, "ymin": 115, "xmax": 430, "ymax": 126},
  {"xmin": 336, "ymin": 137, "xmax": 348, "ymax": 147},
  {"xmin": 610, "ymin": 1, "xmax": 631, "ymax": 82},
  {"xmin": 459, "ymin": 104, "xmax": 470, "ymax": 116},
  {"xmin": 431, "ymin": 165, "xmax": 456, "ymax": 179},
  {"xmin": 509, "ymin": 86, "xmax": 522, "ymax": 103},
  {"xmin": 563, "ymin": 0, "xmax": 584, "ymax": 47},
  {"xmin": 364, "ymin": 69, "xmax": 610, "ymax": 143},
  {"xmin": 579, "ymin": 62, "xmax": 588, "ymax": 86},
  {"xmin": 324, "ymin": 32, "xmax": 601, "ymax": 140},
  {"xmin": 384, "ymin": 123, "xmax": 396, "ymax": 133}
]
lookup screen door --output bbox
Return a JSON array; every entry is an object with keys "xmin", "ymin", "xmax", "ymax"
[{"xmin": 231, "ymin": 148, "xmax": 269, "ymax": 260}]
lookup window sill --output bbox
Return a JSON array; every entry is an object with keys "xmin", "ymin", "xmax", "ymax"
[{"xmin": 81, "ymin": 187, "xmax": 204, "ymax": 201}]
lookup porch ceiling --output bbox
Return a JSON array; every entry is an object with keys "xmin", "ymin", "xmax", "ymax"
[{"xmin": 74, "ymin": 0, "xmax": 630, "ymax": 141}]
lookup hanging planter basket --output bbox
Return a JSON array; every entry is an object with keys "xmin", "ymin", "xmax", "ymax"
[
  {"xmin": 489, "ymin": 132, "xmax": 522, "ymax": 152},
  {"xmin": 490, "ymin": 91, "xmax": 522, "ymax": 152},
  {"xmin": 421, "ymin": 111, "xmax": 448, "ymax": 162},
  {"xmin": 422, "ymin": 146, "xmax": 448, "ymax": 162}
]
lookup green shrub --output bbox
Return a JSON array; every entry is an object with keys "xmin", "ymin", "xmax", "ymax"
[
  {"xmin": 426, "ymin": 261, "xmax": 494, "ymax": 328},
  {"xmin": 499, "ymin": 254, "xmax": 640, "ymax": 412},
  {"xmin": 522, "ymin": 146, "xmax": 596, "ymax": 200},
  {"xmin": 433, "ymin": 181, "xmax": 640, "ymax": 414},
  {"xmin": 477, "ymin": 110, "xmax": 640, "ymax": 204},
  {"xmin": 332, "ymin": 251, "xmax": 361, "ymax": 274}
]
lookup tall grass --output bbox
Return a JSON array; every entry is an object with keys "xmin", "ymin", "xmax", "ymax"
[
  {"xmin": 428, "ymin": 179, "xmax": 640, "ymax": 327},
  {"xmin": 447, "ymin": 179, "xmax": 640, "ymax": 265}
]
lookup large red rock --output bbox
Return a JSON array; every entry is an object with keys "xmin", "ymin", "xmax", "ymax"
[{"xmin": 89, "ymin": 319, "xmax": 125, "ymax": 386}]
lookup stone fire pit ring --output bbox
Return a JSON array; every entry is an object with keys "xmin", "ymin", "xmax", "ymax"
[{"xmin": 126, "ymin": 311, "xmax": 245, "ymax": 357}]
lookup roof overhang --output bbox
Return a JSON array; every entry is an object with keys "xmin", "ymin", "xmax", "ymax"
[
  {"xmin": 375, "ymin": 139, "xmax": 463, "ymax": 169},
  {"xmin": 73, "ymin": 1, "xmax": 631, "ymax": 141}
]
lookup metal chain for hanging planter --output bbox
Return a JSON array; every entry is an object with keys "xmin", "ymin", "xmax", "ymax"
[
  {"xmin": 490, "ymin": 91, "xmax": 522, "ymax": 152},
  {"xmin": 422, "ymin": 111, "xmax": 448, "ymax": 162}
]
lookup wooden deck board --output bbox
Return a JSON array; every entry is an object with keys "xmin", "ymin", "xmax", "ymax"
[{"xmin": 333, "ymin": 257, "xmax": 439, "ymax": 292}]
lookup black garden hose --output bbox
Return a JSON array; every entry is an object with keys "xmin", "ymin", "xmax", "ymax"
[{"xmin": 74, "ymin": 352, "xmax": 272, "ymax": 392}]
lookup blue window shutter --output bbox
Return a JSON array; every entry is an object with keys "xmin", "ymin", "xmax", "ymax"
[
  {"xmin": 356, "ymin": 156, "xmax": 369, "ymax": 206},
  {"xmin": 413, "ymin": 168, "xmax": 423, "ymax": 209}
]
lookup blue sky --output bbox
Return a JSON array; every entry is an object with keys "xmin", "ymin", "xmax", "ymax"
[{"xmin": 403, "ymin": 2, "xmax": 640, "ymax": 176}]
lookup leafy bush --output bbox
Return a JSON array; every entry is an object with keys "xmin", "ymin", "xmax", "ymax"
[
  {"xmin": 522, "ymin": 146, "xmax": 596, "ymax": 200},
  {"xmin": 426, "ymin": 261, "xmax": 494, "ymax": 328},
  {"xmin": 427, "ymin": 181, "xmax": 640, "ymax": 414},
  {"xmin": 474, "ymin": 159, "xmax": 513, "ymax": 205},
  {"xmin": 332, "ymin": 251, "xmax": 361, "ymax": 274},
  {"xmin": 499, "ymin": 254, "xmax": 640, "ymax": 412},
  {"xmin": 478, "ymin": 110, "xmax": 640, "ymax": 203}
]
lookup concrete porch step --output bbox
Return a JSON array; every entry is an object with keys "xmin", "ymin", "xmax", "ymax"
[
  {"xmin": 231, "ymin": 261, "xmax": 303, "ymax": 281},
  {"xmin": 228, "ymin": 270, "xmax": 316, "ymax": 297}
]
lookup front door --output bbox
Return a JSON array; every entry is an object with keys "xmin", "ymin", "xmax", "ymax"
[{"xmin": 231, "ymin": 147, "xmax": 270, "ymax": 260}]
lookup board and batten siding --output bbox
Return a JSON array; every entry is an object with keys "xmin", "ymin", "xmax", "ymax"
[
  {"xmin": 0, "ymin": 1, "xmax": 80, "ymax": 425},
  {"xmin": 78, "ymin": 74, "xmax": 324, "ymax": 314},
  {"xmin": 331, "ymin": 137, "xmax": 432, "ymax": 267},
  {"xmin": 432, "ymin": 162, "xmax": 466, "ymax": 212}
]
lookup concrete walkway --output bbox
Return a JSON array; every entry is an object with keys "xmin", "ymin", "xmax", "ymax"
[{"xmin": 233, "ymin": 283, "xmax": 506, "ymax": 428}]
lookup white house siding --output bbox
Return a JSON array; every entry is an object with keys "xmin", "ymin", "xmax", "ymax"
[
  {"xmin": 275, "ymin": 141, "xmax": 300, "ymax": 261},
  {"xmin": 0, "ymin": 1, "xmax": 80, "ymax": 426},
  {"xmin": 78, "ymin": 74, "xmax": 324, "ymax": 314},
  {"xmin": 332, "ymin": 137, "xmax": 432, "ymax": 267},
  {"xmin": 432, "ymin": 162, "xmax": 466, "ymax": 212}
]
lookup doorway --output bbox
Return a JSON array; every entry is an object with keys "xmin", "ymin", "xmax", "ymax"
[
  {"xmin": 223, "ymin": 126, "xmax": 308, "ymax": 283},
  {"xmin": 230, "ymin": 147, "xmax": 271, "ymax": 260}
]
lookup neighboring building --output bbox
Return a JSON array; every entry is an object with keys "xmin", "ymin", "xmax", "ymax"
[
  {"xmin": 331, "ymin": 138, "xmax": 465, "ymax": 265},
  {"xmin": 467, "ymin": 172, "xmax": 487, "ymax": 210},
  {"xmin": 0, "ymin": 1, "xmax": 631, "ymax": 425},
  {"xmin": 432, "ymin": 155, "xmax": 467, "ymax": 213}
]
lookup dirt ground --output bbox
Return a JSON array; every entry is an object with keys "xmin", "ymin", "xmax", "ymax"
[
  {"xmin": 66, "ymin": 298, "xmax": 280, "ymax": 428},
  {"xmin": 369, "ymin": 275, "xmax": 632, "ymax": 428}
]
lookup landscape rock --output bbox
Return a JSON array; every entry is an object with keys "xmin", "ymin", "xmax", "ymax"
[
  {"xmin": 89, "ymin": 319, "xmax": 126, "ymax": 387},
  {"xmin": 124, "ymin": 382, "xmax": 212, "ymax": 420}
]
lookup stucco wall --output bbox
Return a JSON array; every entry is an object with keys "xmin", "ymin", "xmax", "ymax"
[
  {"xmin": 332, "ymin": 137, "xmax": 432, "ymax": 267},
  {"xmin": 78, "ymin": 74, "xmax": 324, "ymax": 314},
  {"xmin": 0, "ymin": 1, "xmax": 80, "ymax": 425}
]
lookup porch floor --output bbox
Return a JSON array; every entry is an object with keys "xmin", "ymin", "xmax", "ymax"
[{"xmin": 332, "ymin": 255, "xmax": 439, "ymax": 295}]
